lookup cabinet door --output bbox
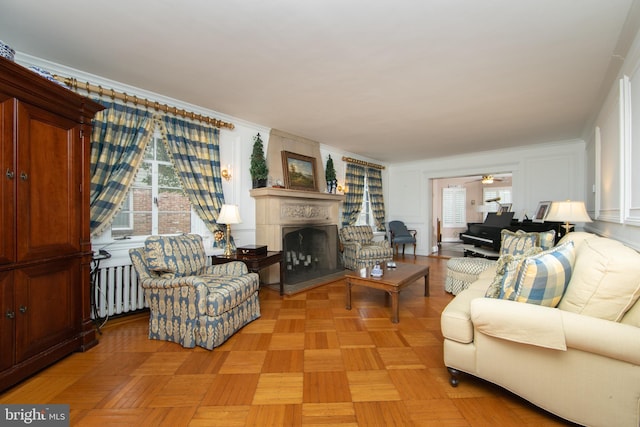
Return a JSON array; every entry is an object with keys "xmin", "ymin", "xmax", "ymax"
[
  {"xmin": 0, "ymin": 271, "xmax": 14, "ymax": 371},
  {"xmin": 15, "ymin": 101, "xmax": 81, "ymax": 262},
  {"xmin": 14, "ymin": 259, "xmax": 80, "ymax": 362},
  {"xmin": 0, "ymin": 96, "xmax": 15, "ymax": 265}
]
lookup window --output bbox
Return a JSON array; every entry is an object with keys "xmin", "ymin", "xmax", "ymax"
[
  {"xmin": 111, "ymin": 128, "xmax": 192, "ymax": 238},
  {"xmin": 483, "ymin": 187, "xmax": 512, "ymax": 214},
  {"xmin": 356, "ymin": 178, "xmax": 375, "ymax": 226},
  {"xmin": 442, "ymin": 187, "xmax": 466, "ymax": 228}
]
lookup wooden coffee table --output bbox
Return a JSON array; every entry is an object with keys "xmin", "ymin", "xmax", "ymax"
[{"xmin": 345, "ymin": 263, "xmax": 430, "ymax": 323}]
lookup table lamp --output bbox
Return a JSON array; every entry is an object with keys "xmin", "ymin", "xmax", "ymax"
[
  {"xmin": 544, "ymin": 200, "xmax": 592, "ymax": 234},
  {"xmin": 217, "ymin": 204, "xmax": 242, "ymax": 257}
]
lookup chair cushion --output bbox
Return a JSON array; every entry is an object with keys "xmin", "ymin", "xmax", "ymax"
[
  {"xmin": 392, "ymin": 235, "xmax": 416, "ymax": 244},
  {"xmin": 145, "ymin": 234, "xmax": 207, "ymax": 278},
  {"xmin": 389, "ymin": 221, "xmax": 415, "ymax": 241},
  {"xmin": 558, "ymin": 236, "xmax": 640, "ymax": 321}
]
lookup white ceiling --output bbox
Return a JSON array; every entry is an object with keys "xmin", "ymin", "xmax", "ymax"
[{"xmin": 1, "ymin": 0, "xmax": 638, "ymax": 163}]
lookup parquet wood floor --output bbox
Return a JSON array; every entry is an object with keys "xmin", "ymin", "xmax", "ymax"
[{"xmin": 0, "ymin": 256, "xmax": 574, "ymax": 426}]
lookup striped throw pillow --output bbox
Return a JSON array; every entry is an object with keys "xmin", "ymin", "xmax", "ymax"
[{"xmin": 507, "ymin": 241, "xmax": 576, "ymax": 307}]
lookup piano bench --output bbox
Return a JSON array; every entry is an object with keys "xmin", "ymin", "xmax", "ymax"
[{"xmin": 445, "ymin": 257, "xmax": 496, "ymax": 295}]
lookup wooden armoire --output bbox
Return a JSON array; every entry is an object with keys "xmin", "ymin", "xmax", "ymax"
[{"xmin": 0, "ymin": 57, "xmax": 104, "ymax": 391}]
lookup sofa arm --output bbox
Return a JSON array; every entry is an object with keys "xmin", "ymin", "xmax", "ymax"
[
  {"xmin": 470, "ymin": 298, "xmax": 567, "ymax": 350},
  {"xmin": 471, "ymin": 298, "xmax": 640, "ymax": 365},
  {"xmin": 561, "ymin": 309, "xmax": 640, "ymax": 365}
]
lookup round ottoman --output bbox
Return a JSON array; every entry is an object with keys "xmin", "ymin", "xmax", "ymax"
[{"xmin": 445, "ymin": 257, "xmax": 496, "ymax": 295}]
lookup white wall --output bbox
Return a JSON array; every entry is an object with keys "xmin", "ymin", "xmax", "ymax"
[
  {"xmin": 387, "ymin": 140, "xmax": 586, "ymax": 255},
  {"xmin": 581, "ymin": 19, "xmax": 640, "ymax": 250}
]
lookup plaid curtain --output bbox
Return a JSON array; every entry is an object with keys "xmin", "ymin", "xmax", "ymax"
[
  {"xmin": 160, "ymin": 116, "xmax": 226, "ymax": 234},
  {"xmin": 89, "ymin": 101, "xmax": 153, "ymax": 236},
  {"xmin": 341, "ymin": 163, "xmax": 366, "ymax": 226},
  {"xmin": 367, "ymin": 167, "xmax": 386, "ymax": 231}
]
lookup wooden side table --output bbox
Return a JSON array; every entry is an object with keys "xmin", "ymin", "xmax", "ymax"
[{"xmin": 211, "ymin": 251, "xmax": 285, "ymax": 295}]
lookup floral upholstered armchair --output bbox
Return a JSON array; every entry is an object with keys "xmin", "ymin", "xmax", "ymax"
[
  {"xmin": 129, "ymin": 234, "xmax": 260, "ymax": 350},
  {"xmin": 339, "ymin": 225, "xmax": 394, "ymax": 270}
]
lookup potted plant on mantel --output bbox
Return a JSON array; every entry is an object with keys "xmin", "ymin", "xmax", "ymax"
[
  {"xmin": 250, "ymin": 133, "xmax": 268, "ymax": 188},
  {"xmin": 325, "ymin": 154, "xmax": 337, "ymax": 193}
]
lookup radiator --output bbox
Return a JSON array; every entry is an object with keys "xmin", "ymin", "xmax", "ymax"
[
  {"xmin": 92, "ymin": 263, "xmax": 147, "ymax": 319},
  {"xmin": 91, "ymin": 254, "xmax": 220, "ymax": 319}
]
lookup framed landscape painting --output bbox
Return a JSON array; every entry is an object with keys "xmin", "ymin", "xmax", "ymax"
[{"xmin": 281, "ymin": 151, "xmax": 318, "ymax": 191}]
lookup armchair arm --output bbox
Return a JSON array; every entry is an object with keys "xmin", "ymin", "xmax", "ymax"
[
  {"xmin": 139, "ymin": 275, "xmax": 206, "ymax": 289},
  {"xmin": 372, "ymin": 240, "xmax": 391, "ymax": 249},
  {"xmin": 139, "ymin": 275, "xmax": 209, "ymax": 317},
  {"xmin": 202, "ymin": 261, "xmax": 249, "ymax": 276}
]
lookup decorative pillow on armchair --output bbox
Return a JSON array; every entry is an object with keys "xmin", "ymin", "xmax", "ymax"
[{"xmin": 144, "ymin": 234, "xmax": 207, "ymax": 278}]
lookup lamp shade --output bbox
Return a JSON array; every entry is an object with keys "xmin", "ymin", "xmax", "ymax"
[
  {"xmin": 217, "ymin": 204, "xmax": 242, "ymax": 224},
  {"xmin": 545, "ymin": 200, "xmax": 592, "ymax": 223}
]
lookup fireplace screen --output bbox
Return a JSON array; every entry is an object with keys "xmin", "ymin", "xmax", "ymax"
[{"xmin": 282, "ymin": 224, "xmax": 343, "ymax": 285}]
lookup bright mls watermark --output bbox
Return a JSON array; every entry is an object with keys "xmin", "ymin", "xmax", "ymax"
[{"xmin": 1, "ymin": 405, "xmax": 69, "ymax": 426}]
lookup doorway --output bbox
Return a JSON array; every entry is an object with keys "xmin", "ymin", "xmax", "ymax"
[{"xmin": 431, "ymin": 173, "xmax": 512, "ymax": 255}]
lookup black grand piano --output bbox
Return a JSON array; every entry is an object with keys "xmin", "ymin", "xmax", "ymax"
[{"xmin": 460, "ymin": 212, "xmax": 565, "ymax": 251}]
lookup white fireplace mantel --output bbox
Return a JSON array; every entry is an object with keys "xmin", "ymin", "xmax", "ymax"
[
  {"xmin": 250, "ymin": 188, "xmax": 344, "ymax": 247},
  {"xmin": 250, "ymin": 187, "xmax": 344, "ymax": 285}
]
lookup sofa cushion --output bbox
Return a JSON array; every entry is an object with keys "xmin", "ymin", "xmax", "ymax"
[
  {"xmin": 500, "ymin": 229, "xmax": 538, "ymax": 256},
  {"xmin": 510, "ymin": 241, "xmax": 575, "ymax": 307},
  {"xmin": 486, "ymin": 247, "xmax": 542, "ymax": 298},
  {"xmin": 144, "ymin": 234, "xmax": 207, "ymax": 278},
  {"xmin": 620, "ymin": 297, "xmax": 640, "ymax": 327},
  {"xmin": 537, "ymin": 229, "xmax": 556, "ymax": 251},
  {"xmin": 558, "ymin": 236, "xmax": 640, "ymax": 321},
  {"xmin": 557, "ymin": 231, "xmax": 597, "ymax": 249}
]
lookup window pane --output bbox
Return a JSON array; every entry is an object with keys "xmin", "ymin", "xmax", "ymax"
[
  {"xmin": 442, "ymin": 187, "xmax": 466, "ymax": 228},
  {"xmin": 156, "ymin": 138, "xmax": 170, "ymax": 162},
  {"xmin": 108, "ymin": 125, "xmax": 193, "ymax": 239},
  {"xmin": 158, "ymin": 163, "xmax": 182, "ymax": 189},
  {"xmin": 159, "ymin": 212, "xmax": 191, "ymax": 235},
  {"xmin": 157, "ymin": 188, "xmax": 191, "ymax": 211},
  {"xmin": 134, "ymin": 161, "xmax": 152, "ymax": 187},
  {"xmin": 132, "ymin": 212, "xmax": 152, "ymax": 235},
  {"xmin": 143, "ymin": 139, "xmax": 154, "ymax": 160},
  {"xmin": 111, "ymin": 187, "xmax": 153, "ymax": 237}
]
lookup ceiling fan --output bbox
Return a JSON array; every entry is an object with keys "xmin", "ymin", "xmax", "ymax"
[{"xmin": 466, "ymin": 174, "xmax": 505, "ymax": 184}]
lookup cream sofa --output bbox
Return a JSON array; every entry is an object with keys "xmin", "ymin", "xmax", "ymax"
[{"xmin": 441, "ymin": 232, "xmax": 640, "ymax": 427}]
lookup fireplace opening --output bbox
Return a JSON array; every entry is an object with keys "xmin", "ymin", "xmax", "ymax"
[{"xmin": 282, "ymin": 224, "xmax": 343, "ymax": 285}]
